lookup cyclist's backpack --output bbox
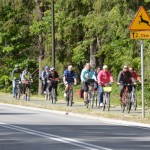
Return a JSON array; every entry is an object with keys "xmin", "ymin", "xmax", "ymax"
[{"xmin": 78, "ymin": 87, "xmax": 84, "ymax": 98}]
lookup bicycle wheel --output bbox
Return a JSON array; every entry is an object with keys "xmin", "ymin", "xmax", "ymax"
[
  {"xmin": 15, "ymin": 85, "xmax": 20, "ymax": 100},
  {"xmin": 126, "ymin": 93, "xmax": 131, "ymax": 113},
  {"xmin": 45, "ymin": 93, "xmax": 48, "ymax": 101},
  {"xmin": 106, "ymin": 93, "xmax": 110, "ymax": 111},
  {"xmin": 66, "ymin": 91, "xmax": 69, "ymax": 106},
  {"xmin": 25, "ymin": 87, "xmax": 30, "ymax": 101},
  {"xmin": 51, "ymin": 88, "xmax": 56, "ymax": 104},
  {"xmin": 133, "ymin": 93, "xmax": 137, "ymax": 111},
  {"xmin": 91, "ymin": 92, "xmax": 95, "ymax": 108},
  {"xmin": 68, "ymin": 89, "xmax": 72, "ymax": 106},
  {"xmin": 103, "ymin": 94, "xmax": 106, "ymax": 111},
  {"xmin": 121, "ymin": 91, "xmax": 126, "ymax": 113}
]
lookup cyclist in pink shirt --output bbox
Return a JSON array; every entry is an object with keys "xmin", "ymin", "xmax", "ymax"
[{"xmin": 97, "ymin": 65, "xmax": 114, "ymax": 107}]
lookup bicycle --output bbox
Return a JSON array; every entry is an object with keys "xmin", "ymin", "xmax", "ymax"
[
  {"xmin": 45, "ymin": 79, "xmax": 58, "ymax": 104},
  {"xmin": 121, "ymin": 84, "xmax": 132, "ymax": 113},
  {"xmin": 66, "ymin": 82, "xmax": 74, "ymax": 106},
  {"xmin": 15, "ymin": 80, "xmax": 21, "ymax": 100},
  {"xmin": 85, "ymin": 79, "xmax": 97, "ymax": 108},
  {"xmin": 131, "ymin": 84, "xmax": 137, "ymax": 111},
  {"xmin": 24, "ymin": 80, "xmax": 31, "ymax": 101},
  {"xmin": 45, "ymin": 80, "xmax": 51, "ymax": 101},
  {"xmin": 103, "ymin": 85, "xmax": 112, "ymax": 111}
]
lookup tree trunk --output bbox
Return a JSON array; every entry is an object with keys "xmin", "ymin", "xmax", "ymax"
[
  {"xmin": 35, "ymin": 0, "xmax": 44, "ymax": 95},
  {"xmin": 90, "ymin": 38, "xmax": 97, "ymax": 69}
]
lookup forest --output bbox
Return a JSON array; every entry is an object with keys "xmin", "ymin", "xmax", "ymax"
[{"xmin": 0, "ymin": 0, "xmax": 150, "ymax": 105}]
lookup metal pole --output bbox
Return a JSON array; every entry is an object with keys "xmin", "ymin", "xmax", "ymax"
[
  {"xmin": 140, "ymin": 40, "xmax": 145, "ymax": 119},
  {"xmin": 51, "ymin": 0, "xmax": 55, "ymax": 68}
]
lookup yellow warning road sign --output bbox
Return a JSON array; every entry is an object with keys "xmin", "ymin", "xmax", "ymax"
[
  {"xmin": 130, "ymin": 6, "xmax": 150, "ymax": 31},
  {"xmin": 130, "ymin": 31, "xmax": 150, "ymax": 39}
]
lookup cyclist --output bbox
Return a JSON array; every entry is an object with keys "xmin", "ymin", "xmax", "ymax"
[
  {"xmin": 117, "ymin": 65, "xmax": 135, "ymax": 103},
  {"xmin": 129, "ymin": 66, "xmax": 141, "ymax": 83},
  {"xmin": 80, "ymin": 63, "xmax": 96, "ymax": 104},
  {"xmin": 63, "ymin": 65, "xmax": 77, "ymax": 99},
  {"xmin": 95, "ymin": 66, "xmax": 101, "ymax": 78},
  {"xmin": 21, "ymin": 67, "xmax": 33, "ymax": 98},
  {"xmin": 47, "ymin": 67, "xmax": 59, "ymax": 98},
  {"xmin": 41, "ymin": 66, "xmax": 50, "ymax": 94},
  {"xmin": 97, "ymin": 65, "xmax": 114, "ymax": 107},
  {"xmin": 11, "ymin": 65, "xmax": 22, "ymax": 98}
]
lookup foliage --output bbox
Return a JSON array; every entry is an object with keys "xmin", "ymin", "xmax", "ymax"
[{"xmin": 0, "ymin": 0, "xmax": 150, "ymax": 105}]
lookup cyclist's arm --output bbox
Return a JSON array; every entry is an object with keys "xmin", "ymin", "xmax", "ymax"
[
  {"xmin": 134, "ymin": 71, "xmax": 141, "ymax": 83},
  {"xmin": 63, "ymin": 71, "xmax": 67, "ymax": 84},
  {"xmin": 11, "ymin": 70, "xmax": 14, "ymax": 80},
  {"xmin": 80, "ymin": 69, "xmax": 85, "ymax": 82},
  {"xmin": 109, "ymin": 72, "xmax": 114, "ymax": 83},
  {"xmin": 117, "ymin": 72, "xmax": 122, "ymax": 84}
]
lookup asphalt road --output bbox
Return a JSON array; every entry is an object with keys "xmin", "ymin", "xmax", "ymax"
[{"xmin": 0, "ymin": 104, "xmax": 150, "ymax": 150}]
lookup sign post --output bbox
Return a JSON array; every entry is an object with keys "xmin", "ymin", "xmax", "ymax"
[
  {"xmin": 140, "ymin": 40, "xmax": 145, "ymax": 119},
  {"xmin": 129, "ymin": 6, "xmax": 150, "ymax": 119}
]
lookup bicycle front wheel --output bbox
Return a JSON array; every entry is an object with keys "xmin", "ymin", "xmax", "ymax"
[
  {"xmin": 126, "ymin": 93, "xmax": 131, "ymax": 113},
  {"xmin": 69, "ymin": 89, "xmax": 73, "ymax": 106},
  {"xmin": 51, "ymin": 88, "xmax": 56, "ymax": 104},
  {"xmin": 106, "ymin": 93, "xmax": 110, "ymax": 111},
  {"xmin": 103, "ymin": 94, "xmax": 106, "ymax": 111}
]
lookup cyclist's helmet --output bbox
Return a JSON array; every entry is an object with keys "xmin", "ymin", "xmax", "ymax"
[
  {"xmin": 103, "ymin": 65, "xmax": 108, "ymax": 69},
  {"xmin": 50, "ymin": 67, "xmax": 55, "ymax": 71},
  {"xmin": 15, "ymin": 65, "xmax": 19, "ymax": 68},
  {"xmin": 45, "ymin": 66, "xmax": 49, "ymax": 69}
]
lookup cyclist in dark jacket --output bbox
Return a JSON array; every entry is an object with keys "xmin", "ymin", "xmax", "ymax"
[
  {"xmin": 63, "ymin": 65, "xmax": 77, "ymax": 97},
  {"xmin": 47, "ymin": 67, "xmax": 59, "ymax": 96},
  {"xmin": 117, "ymin": 65, "xmax": 135, "ymax": 102},
  {"xmin": 11, "ymin": 65, "xmax": 22, "ymax": 97}
]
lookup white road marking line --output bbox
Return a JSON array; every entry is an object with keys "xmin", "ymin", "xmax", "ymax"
[{"xmin": 0, "ymin": 122, "xmax": 113, "ymax": 150}]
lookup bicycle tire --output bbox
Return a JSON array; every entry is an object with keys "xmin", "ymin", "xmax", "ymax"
[
  {"xmin": 126, "ymin": 93, "xmax": 131, "ymax": 113},
  {"xmin": 51, "ymin": 88, "xmax": 56, "ymax": 104},
  {"xmin": 106, "ymin": 93, "xmax": 110, "ymax": 111},
  {"xmin": 25, "ymin": 87, "xmax": 30, "ymax": 101},
  {"xmin": 103, "ymin": 94, "xmax": 106, "ymax": 111},
  {"xmin": 45, "ymin": 94, "xmax": 48, "ymax": 101},
  {"xmin": 69, "ymin": 89, "xmax": 73, "ymax": 106},
  {"xmin": 133, "ymin": 93, "xmax": 137, "ymax": 111},
  {"xmin": 121, "ymin": 102, "xmax": 125, "ymax": 113},
  {"xmin": 91, "ymin": 93, "xmax": 95, "ymax": 108},
  {"xmin": 15, "ymin": 85, "xmax": 21, "ymax": 100}
]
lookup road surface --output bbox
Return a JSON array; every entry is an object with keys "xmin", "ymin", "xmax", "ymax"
[{"xmin": 0, "ymin": 103, "xmax": 150, "ymax": 150}]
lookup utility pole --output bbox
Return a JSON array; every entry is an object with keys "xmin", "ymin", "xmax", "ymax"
[{"xmin": 51, "ymin": 0, "xmax": 55, "ymax": 68}]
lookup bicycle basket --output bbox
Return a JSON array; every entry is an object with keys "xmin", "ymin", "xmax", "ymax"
[{"xmin": 103, "ymin": 86, "xmax": 112, "ymax": 92}]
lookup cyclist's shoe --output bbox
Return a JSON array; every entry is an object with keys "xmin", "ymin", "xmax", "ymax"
[
  {"xmin": 64, "ymin": 93, "xmax": 67, "ymax": 97},
  {"xmin": 119, "ymin": 97, "xmax": 122, "ymax": 106},
  {"xmin": 43, "ymin": 91, "xmax": 47, "ymax": 94},
  {"xmin": 100, "ymin": 103, "xmax": 103, "ymax": 107},
  {"xmin": 84, "ymin": 100, "xmax": 89, "ymax": 104}
]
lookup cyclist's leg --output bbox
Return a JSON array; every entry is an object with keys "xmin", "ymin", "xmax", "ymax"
[
  {"xmin": 119, "ymin": 84, "xmax": 124, "ymax": 101},
  {"xmin": 83, "ymin": 81, "xmax": 88, "ymax": 103},
  {"xmin": 22, "ymin": 83, "xmax": 26, "ymax": 99},
  {"xmin": 12, "ymin": 80, "xmax": 16, "ymax": 97},
  {"xmin": 98, "ymin": 85, "xmax": 103, "ymax": 107}
]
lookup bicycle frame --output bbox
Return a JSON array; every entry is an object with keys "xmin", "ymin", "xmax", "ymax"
[
  {"xmin": 66, "ymin": 83, "xmax": 74, "ymax": 106},
  {"xmin": 86, "ymin": 81, "xmax": 97, "ymax": 108},
  {"xmin": 103, "ymin": 86, "xmax": 112, "ymax": 111},
  {"xmin": 15, "ymin": 80, "xmax": 21, "ymax": 100},
  {"xmin": 25, "ymin": 81, "xmax": 31, "ymax": 101},
  {"xmin": 121, "ymin": 84, "xmax": 132, "ymax": 113}
]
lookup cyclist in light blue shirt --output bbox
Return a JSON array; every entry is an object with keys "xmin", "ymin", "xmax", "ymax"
[{"xmin": 80, "ymin": 63, "xmax": 96, "ymax": 103}]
